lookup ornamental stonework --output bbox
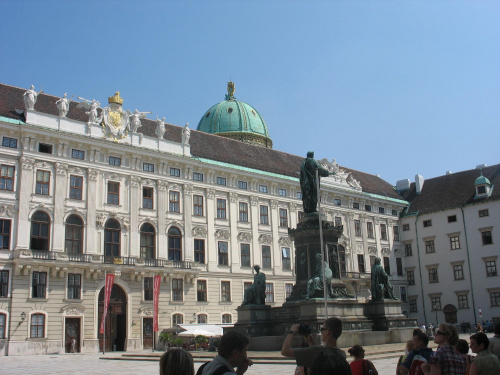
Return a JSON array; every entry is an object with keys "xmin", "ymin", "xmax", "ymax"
[
  {"xmin": 237, "ymin": 232, "xmax": 252, "ymax": 242},
  {"xmin": 0, "ymin": 204, "xmax": 16, "ymax": 218},
  {"xmin": 88, "ymin": 168, "xmax": 99, "ymax": 180},
  {"xmin": 55, "ymin": 162, "xmax": 68, "ymax": 175},
  {"xmin": 192, "ymin": 227, "xmax": 207, "ymax": 238},
  {"xmin": 381, "ymin": 248, "xmax": 390, "ymax": 256},
  {"xmin": 368, "ymin": 246, "xmax": 378, "ymax": 255},
  {"xmin": 20, "ymin": 156, "xmax": 35, "ymax": 170},
  {"xmin": 215, "ymin": 229, "xmax": 230, "ymax": 239},
  {"xmin": 278, "ymin": 237, "xmax": 291, "ymax": 246},
  {"xmin": 258, "ymin": 234, "xmax": 272, "ymax": 244}
]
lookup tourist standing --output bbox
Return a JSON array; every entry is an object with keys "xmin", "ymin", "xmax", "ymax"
[
  {"xmin": 469, "ymin": 332, "xmax": 500, "ymax": 375},
  {"xmin": 160, "ymin": 348, "xmax": 195, "ymax": 375},
  {"xmin": 348, "ymin": 344, "xmax": 378, "ymax": 375},
  {"xmin": 421, "ymin": 323, "xmax": 465, "ymax": 375}
]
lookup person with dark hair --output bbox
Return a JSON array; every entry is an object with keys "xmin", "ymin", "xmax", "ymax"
[
  {"xmin": 488, "ymin": 323, "xmax": 500, "ymax": 360},
  {"xmin": 160, "ymin": 348, "xmax": 194, "ymax": 375},
  {"xmin": 469, "ymin": 332, "xmax": 500, "ymax": 375},
  {"xmin": 399, "ymin": 331, "xmax": 433, "ymax": 375},
  {"xmin": 421, "ymin": 323, "xmax": 465, "ymax": 375},
  {"xmin": 348, "ymin": 344, "xmax": 378, "ymax": 375},
  {"xmin": 199, "ymin": 331, "xmax": 253, "ymax": 375},
  {"xmin": 281, "ymin": 317, "xmax": 350, "ymax": 374},
  {"xmin": 456, "ymin": 339, "xmax": 474, "ymax": 375}
]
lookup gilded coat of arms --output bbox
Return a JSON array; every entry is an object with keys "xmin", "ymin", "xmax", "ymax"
[{"xmin": 101, "ymin": 91, "xmax": 131, "ymax": 141}]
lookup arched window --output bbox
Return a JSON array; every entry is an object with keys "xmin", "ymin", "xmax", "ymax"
[
  {"xmin": 197, "ymin": 314, "xmax": 207, "ymax": 324},
  {"xmin": 30, "ymin": 211, "xmax": 50, "ymax": 250},
  {"xmin": 140, "ymin": 223, "xmax": 155, "ymax": 259},
  {"xmin": 168, "ymin": 227, "xmax": 182, "ymax": 261},
  {"xmin": 65, "ymin": 215, "xmax": 83, "ymax": 254},
  {"xmin": 222, "ymin": 314, "xmax": 232, "ymax": 324},
  {"xmin": 172, "ymin": 313, "xmax": 183, "ymax": 325},
  {"xmin": 30, "ymin": 313, "xmax": 45, "ymax": 338},
  {"xmin": 104, "ymin": 219, "xmax": 120, "ymax": 257}
]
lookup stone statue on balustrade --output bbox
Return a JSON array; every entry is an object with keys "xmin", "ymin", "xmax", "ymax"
[
  {"xmin": 129, "ymin": 109, "xmax": 151, "ymax": 132},
  {"xmin": 77, "ymin": 97, "xmax": 102, "ymax": 124},
  {"xmin": 300, "ymin": 151, "xmax": 335, "ymax": 215},
  {"xmin": 155, "ymin": 116, "xmax": 166, "ymax": 138},
  {"xmin": 182, "ymin": 123, "xmax": 191, "ymax": 145},
  {"xmin": 370, "ymin": 257, "xmax": 398, "ymax": 301},
  {"xmin": 241, "ymin": 265, "xmax": 266, "ymax": 305},
  {"xmin": 23, "ymin": 85, "xmax": 43, "ymax": 111},
  {"xmin": 56, "ymin": 93, "xmax": 73, "ymax": 117}
]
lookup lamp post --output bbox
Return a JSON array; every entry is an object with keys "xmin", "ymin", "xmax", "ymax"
[{"xmin": 19, "ymin": 312, "xmax": 26, "ymax": 326}]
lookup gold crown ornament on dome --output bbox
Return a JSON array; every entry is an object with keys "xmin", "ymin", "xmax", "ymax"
[{"xmin": 108, "ymin": 91, "xmax": 124, "ymax": 105}]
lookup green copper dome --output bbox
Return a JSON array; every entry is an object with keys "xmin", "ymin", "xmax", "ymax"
[
  {"xmin": 475, "ymin": 173, "xmax": 490, "ymax": 186},
  {"xmin": 197, "ymin": 82, "xmax": 273, "ymax": 148}
]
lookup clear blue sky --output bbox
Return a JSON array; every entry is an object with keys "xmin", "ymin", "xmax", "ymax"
[{"xmin": 1, "ymin": 0, "xmax": 499, "ymax": 185}]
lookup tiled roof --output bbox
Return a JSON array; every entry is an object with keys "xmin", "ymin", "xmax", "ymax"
[
  {"xmin": 0, "ymin": 83, "xmax": 402, "ymax": 200},
  {"xmin": 399, "ymin": 164, "xmax": 500, "ymax": 215}
]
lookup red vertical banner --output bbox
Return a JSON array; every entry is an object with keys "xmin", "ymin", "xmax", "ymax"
[
  {"xmin": 153, "ymin": 275, "xmax": 161, "ymax": 332},
  {"xmin": 100, "ymin": 274, "xmax": 115, "ymax": 334}
]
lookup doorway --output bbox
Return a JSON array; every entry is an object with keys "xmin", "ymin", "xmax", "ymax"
[
  {"xmin": 65, "ymin": 317, "xmax": 81, "ymax": 353},
  {"xmin": 98, "ymin": 284, "xmax": 127, "ymax": 352},
  {"xmin": 143, "ymin": 318, "xmax": 153, "ymax": 349},
  {"xmin": 443, "ymin": 304, "xmax": 458, "ymax": 324}
]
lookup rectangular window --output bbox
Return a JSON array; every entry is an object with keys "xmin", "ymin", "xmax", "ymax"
[
  {"xmin": 172, "ymin": 314, "xmax": 183, "ymax": 325},
  {"xmin": 354, "ymin": 220, "xmax": 362, "ymax": 237},
  {"xmin": 392, "ymin": 209, "xmax": 398, "ymax": 216},
  {"xmin": 194, "ymin": 239, "xmax": 205, "ymax": 264},
  {"xmin": 143, "ymin": 162, "xmax": 154, "ymax": 172},
  {"xmin": 367, "ymin": 222, "xmax": 374, "ymax": 238},
  {"xmin": 240, "ymin": 244, "xmax": 250, "ymax": 267},
  {"xmin": 296, "ymin": 192, "xmax": 302, "ymax": 200},
  {"xmin": 400, "ymin": 286, "xmax": 407, "ymax": 302},
  {"xmin": 238, "ymin": 181, "xmax": 247, "ymax": 190},
  {"xmin": 218, "ymin": 241, "xmax": 228, "ymax": 265},
  {"xmin": 107, "ymin": 181, "xmax": 119, "ymax": 205},
  {"xmin": 38, "ymin": 143, "xmax": 52, "ymax": 154},
  {"xmin": 262, "ymin": 245, "xmax": 271, "ymax": 268},
  {"xmin": 217, "ymin": 199, "xmax": 227, "ymax": 219},
  {"xmin": 396, "ymin": 258, "xmax": 403, "ymax": 276},
  {"xmin": 172, "ymin": 279, "xmax": 183, "ymax": 301},
  {"xmin": 197, "ymin": 280, "xmax": 207, "ymax": 302},
  {"xmin": 109, "ymin": 156, "xmax": 121, "ymax": 166},
  {"xmin": 69, "ymin": 175, "xmax": 83, "ymax": 200},
  {"xmin": 170, "ymin": 167, "xmax": 180, "ymax": 177},
  {"xmin": 407, "ymin": 270, "xmax": 415, "ymax": 285},
  {"xmin": 0, "ymin": 165, "xmax": 14, "ymax": 191},
  {"xmin": 221, "ymin": 281, "xmax": 231, "ymax": 302},
  {"xmin": 278, "ymin": 188, "xmax": 287, "ymax": 197},
  {"xmin": 393, "ymin": 226, "xmax": 400, "ymax": 241},
  {"xmin": 193, "ymin": 172, "xmax": 204, "ymax": 181},
  {"xmin": 143, "ymin": 187, "xmax": 154, "ymax": 209},
  {"xmin": 357, "ymin": 254, "xmax": 365, "ymax": 273},
  {"xmin": 448, "ymin": 215, "xmax": 457, "ymax": 223},
  {"xmin": 193, "ymin": 195, "xmax": 204, "ymax": 216},
  {"xmin": 169, "ymin": 191, "xmax": 180, "ymax": 212},
  {"xmin": 458, "ymin": 294, "xmax": 469, "ymax": 309},
  {"xmin": 380, "ymin": 224, "xmax": 387, "ymax": 240},
  {"xmin": 67, "ymin": 273, "xmax": 81, "ymax": 299},
  {"xmin": 282, "ymin": 247, "xmax": 291, "ymax": 270},
  {"xmin": 2, "ymin": 136, "xmax": 17, "ymax": 148},
  {"xmin": 450, "ymin": 236, "xmax": 460, "ymax": 250},
  {"xmin": 453, "ymin": 264, "xmax": 464, "ymax": 280},
  {"xmin": 383, "ymin": 256, "xmax": 391, "ymax": 274},
  {"xmin": 71, "ymin": 149, "xmax": 85, "ymax": 160},
  {"xmin": 32, "ymin": 271, "xmax": 47, "ymax": 298},
  {"xmin": 479, "ymin": 209, "xmax": 489, "ymax": 217},
  {"xmin": 0, "ymin": 270, "xmax": 9, "ymax": 297},
  {"xmin": 379, "ymin": 207, "xmax": 385, "ymax": 214},
  {"xmin": 31, "ymin": 314, "xmax": 45, "ymax": 338},
  {"xmin": 365, "ymin": 204, "xmax": 372, "ymax": 212},
  {"xmin": 335, "ymin": 217, "xmax": 342, "ymax": 226},
  {"xmin": 431, "ymin": 297, "xmax": 441, "ymax": 310},
  {"xmin": 486, "ymin": 260, "xmax": 497, "ymax": 276},
  {"xmin": 36, "ymin": 170, "xmax": 50, "ymax": 195},
  {"xmin": 428, "ymin": 268, "xmax": 438, "ymax": 283},
  {"xmin": 482, "ymin": 231, "xmax": 493, "ymax": 245},
  {"xmin": 353, "ymin": 202, "xmax": 360, "ymax": 209},
  {"xmin": 239, "ymin": 202, "xmax": 248, "ymax": 222},
  {"xmin": 197, "ymin": 314, "xmax": 207, "ymax": 324},
  {"xmin": 403, "ymin": 224, "xmax": 410, "ymax": 231},
  {"xmin": 490, "ymin": 292, "xmax": 500, "ymax": 307},
  {"xmin": 334, "ymin": 199, "xmax": 341, "ymax": 206},
  {"xmin": 404, "ymin": 243, "xmax": 413, "ymax": 256},
  {"xmin": 423, "ymin": 220, "xmax": 432, "ymax": 227},
  {"xmin": 260, "ymin": 205, "xmax": 269, "ymax": 225},
  {"xmin": 217, "ymin": 177, "xmax": 226, "ymax": 186},
  {"xmin": 409, "ymin": 299, "xmax": 418, "ymax": 313},
  {"xmin": 0, "ymin": 219, "xmax": 11, "ymax": 250},
  {"xmin": 285, "ymin": 283, "xmax": 293, "ymax": 299},
  {"xmin": 265, "ymin": 283, "xmax": 274, "ymax": 303},
  {"xmin": 425, "ymin": 240, "xmax": 435, "ymax": 253},
  {"xmin": 144, "ymin": 277, "xmax": 153, "ymax": 301},
  {"xmin": 279, "ymin": 208, "xmax": 288, "ymax": 227},
  {"xmin": 259, "ymin": 185, "xmax": 268, "ymax": 193}
]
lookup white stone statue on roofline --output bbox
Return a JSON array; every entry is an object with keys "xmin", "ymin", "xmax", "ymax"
[
  {"xmin": 23, "ymin": 85, "xmax": 43, "ymax": 111},
  {"xmin": 182, "ymin": 123, "xmax": 191, "ymax": 145},
  {"xmin": 55, "ymin": 93, "xmax": 73, "ymax": 117},
  {"xmin": 155, "ymin": 116, "xmax": 166, "ymax": 139},
  {"xmin": 129, "ymin": 109, "xmax": 152, "ymax": 133},
  {"xmin": 77, "ymin": 97, "xmax": 102, "ymax": 124}
]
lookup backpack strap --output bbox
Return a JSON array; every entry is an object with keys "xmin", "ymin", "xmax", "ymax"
[
  {"xmin": 363, "ymin": 359, "xmax": 369, "ymax": 375},
  {"xmin": 196, "ymin": 361, "xmax": 231, "ymax": 375}
]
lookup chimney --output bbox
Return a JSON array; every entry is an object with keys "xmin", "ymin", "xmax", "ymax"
[
  {"xmin": 396, "ymin": 179, "xmax": 411, "ymax": 192},
  {"xmin": 446, "ymin": 171, "xmax": 452, "ymax": 175},
  {"xmin": 476, "ymin": 164, "xmax": 487, "ymax": 169},
  {"xmin": 415, "ymin": 175, "xmax": 424, "ymax": 194}
]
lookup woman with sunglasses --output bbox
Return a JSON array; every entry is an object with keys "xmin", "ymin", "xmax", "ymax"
[{"xmin": 421, "ymin": 324, "xmax": 466, "ymax": 375}]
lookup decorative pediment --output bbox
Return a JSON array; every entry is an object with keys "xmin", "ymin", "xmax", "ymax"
[
  {"xmin": 318, "ymin": 158, "xmax": 362, "ymax": 191},
  {"xmin": 139, "ymin": 307, "xmax": 153, "ymax": 316},
  {"xmin": 192, "ymin": 227, "xmax": 207, "ymax": 238},
  {"xmin": 394, "ymin": 248, "xmax": 403, "ymax": 257},
  {"xmin": 64, "ymin": 208, "xmax": 87, "ymax": 221},
  {"xmin": 183, "ymin": 184, "xmax": 193, "ymax": 195},
  {"xmin": 108, "ymin": 173, "xmax": 121, "ymax": 181},
  {"xmin": 69, "ymin": 166, "xmax": 85, "ymax": 175},
  {"xmin": 237, "ymin": 232, "xmax": 252, "ymax": 242},
  {"xmin": 87, "ymin": 168, "xmax": 99, "ymax": 180},
  {"xmin": 356, "ymin": 244, "xmax": 363, "ymax": 254},
  {"xmin": 96, "ymin": 213, "xmax": 107, "ymax": 228},
  {"xmin": 60, "ymin": 304, "xmax": 85, "ymax": 315},
  {"xmin": 206, "ymin": 188, "xmax": 215, "ymax": 199},
  {"xmin": 20, "ymin": 156, "xmax": 35, "ymax": 170},
  {"xmin": 0, "ymin": 204, "xmax": 16, "ymax": 218},
  {"xmin": 215, "ymin": 229, "xmax": 230, "ymax": 239},
  {"xmin": 381, "ymin": 247, "xmax": 391, "ymax": 256},
  {"xmin": 36, "ymin": 161, "xmax": 52, "ymax": 169},
  {"xmin": 139, "ymin": 217, "xmax": 157, "ymax": 228},
  {"xmin": 55, "ymin": 162, "xmax": 69, "ymax": 175},
  {"xmin": 250, "ymin": 196, "xmax": 258, "ymax": 206},
  {"xmin": 258, "ymin": 234, "xmax": 273, "ymax": 244},
  {"xmin": 157, "ymin": 180, "xmax": 168, "ymax": 191},
  {"xmin": 129, "ymin": 176, "xmax": 140, "ymax": 186},
  {"xmin": 278, "ymin": 237, "xmax": 291, "ymax": 246},
  {"xmin": 229, "ymin": 192, "xmax": 238, "ymax": 202},
  {"xmin": 368, "ymin": 246, "xmax": 378, "ymax": 255}
]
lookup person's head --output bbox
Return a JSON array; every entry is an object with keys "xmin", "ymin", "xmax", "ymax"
[
  {"xmin": 413, "ymin": 328, "xmax": 423, "ymax": 337},
  {"xmin": 307, "ymin": 151, "xmax": 314, "ymax": 158},
  {"xmin": 435, "ymin": 323, "xmax": 459, "ymax": 346},
  {"xmin": 348, "ymin": 345, "xmax": 365, "ymax": 358},
  {"xmin": 309, "ymin": 349, "xmax": 352, "ymax": 375},
  {"xmin": 470, "ymin": 332, "xmax": 489, "ymax": 353},
  {"xmin": 455, "ymin": 339, "xmax": 469, "ymax": 355},
  {"xmin": 320, "ymin": 317, "xmax": 342, "ymax": 344},
  {"xmin": 159, "ymin": 348, "xmax": 194, "ymax": 375},
  {"xmin": 413, "ymin": 331, "xmax": 429, "ymax": 349},
  {"xmin": 218, "ymin": 331, "xmax": 250, "ymax": 366},
  {"xmin": 405, "ymin": 338, "xmax": 415, "ymax": 352}
]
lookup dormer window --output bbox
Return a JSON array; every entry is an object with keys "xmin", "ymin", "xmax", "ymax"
[{"xmin": 474, "ymin": 170, "xmax": 492, "ymax": 199}]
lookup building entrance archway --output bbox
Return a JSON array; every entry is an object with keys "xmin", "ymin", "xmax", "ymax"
[{"xmin": 98, "ymin": 284, "xmax": 127, "ymax": 352}]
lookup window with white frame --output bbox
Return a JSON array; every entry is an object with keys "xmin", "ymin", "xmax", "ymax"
[
  {"xmin": 193, "ymin": 195, "xmax": 204, "ymax": 216},
  {"xmin": 32, "ymin": 271, "xmax": 47, "ymax": 298},
  {"xmin": 380, "ymin": 224, "xmax": 387, "ymax": 240},
  {"xmin": 239, "ymin": 202, "xmax": 248, "ymax": 222},
  {"xmin": 170, "ymin": 167, "xmax": 180, "ymax": 177},
  {"xmin": 69, "ymin": 175, "xmax": 83, "ymax": 200},
  {"xmin": 423, "ymin": 220, "xmax": 432, "ymax": 227},
  {"xmin": 197, "ymin": 314, "xmax": 207, "ymax": 324},
  {"xmin": 425, "ymin": 240, "xmax": 435, "ymax": 253},
  {"xmin": 282, "ymin": 247, "xmax": 291, "ymax": 270},
  {"xmin": 193, "ymin": 172, "xmax": 203, "ymax": 181},
  {"xmin": 238, "ymin": 181, "xmax": 247, "ymax": 190},
  {"xmin": 265, "ymin": 283, "xmax": 274, "ymax": 302},
  {"xmin": 172, "ymin": 279, "xmax": 183, "ymax": 301},
  {"xmin": 378, "ymin": 207, "xmax": 385, "ymax": 214},
  {"xmin": 458, "ymin": 294, "xmax": 469, "ymax": 309},
  {"xmin": 431, "ymin": 296, "xmax": 441, "ymax": 310},
  {"xmin": 409, "ymin": 299, "xmax": 418, "ymax": 312},
  {"xmin": 481, "ymin": 230, "xmax": 493, "ymax": 245},
  {"xmin": 217, "ymin": 177, "xmax": 226, "ymax": 186},
  {"xmin": 107, "ymin": 181, "xmax": 119, "ymax": 205},
  {"xmin": 0, "ymin": 220, "xmax": 11, "ymax": 250},
  {"xmin": 403, "ymin": 224, "xmax": 410, "ymax": 231},
  {"xmin": 354, "ymin": 220, "xmax": 361, "ymax": 237},
  {"xmin": 428, "ymin": 268, "xmax": 438, "ymax": 283},
  {"xmin": 218, "ymin": 241, "xmax": 228, "ymax": 265},
  {"xmin": 71, "ymin": 149, "xmax": 84, "ymax": 160},
  {"xmin": 260, "ymin": 205, "xmax": 269, "ymax": 225},
  {"xmin": 490, "ymin": 291, "xmax": 500, "ymax": 306},
  {"xmin": 30, "ymin": 313, "xmax": 45, "ymax": 338},
  {"xmin": 453, "ymin": 264, "xmax": 464, "ymax": 280},
  {"xmin": 393, "ymin": 226, "xmax": 400, "ymax": 241},
  {"xmin": 144, "ymin": 277, "xmax": 153, "ymax": 301},
  {"xmin": 367, "ymin": 222, "xmax": 374, "ymax": 238},
  {"xmin": 36, "ymin": 170, "xmax": 50, "ymax": 195},
  {"xmin": 143, "ymin": 162, "xmax": 154, "ymax": 172},
  {"xmin": 278, "ymin": 188, "xmax": 287, "ymax": 197},
  {"xmin": 194, "ymin": 239, "xmax": 205, "ymax": 264},
  {"xmin": 479, "ymin": 209, "xmax": 489, "ymax": 217},
  {"xmin": 262, "ymin": 246, "xmax": 271, "ymax": 268},
  {"xmin": 334, "ymin": 217, "xmax": 342, "ymax": 226},
  {"xmin": 285, "ymin": 283, "xmax": 293, "ymax": 299},
  {"xmin": 407, "ymin": 270, "xmax": 415, "ymax": 285},
  {"xmin": 169, "ymin": 191, "xmax": 180, "ymax": 213},
  {"xmin": 197, "ymin": 280, "xmax": 207, "ymax": 302},
  {"xmin": 67, "ymin": 273, "xmax": 81, "ymax": 299},
  {"xmin": 222, "ymin": 314, "xmax": 232, "ymax": 324},
  {"xmin": 404, "ymin": 243, "xmax": 413, "ymax": 256},
  {"xmin": 217, "ymin": 199, "xmax": 227, "ymax": 219},
  {"xmin": 450, "ymin": 235, "xmax": 460, "ymax": 250},
  {"xmin": 2, "ymin": 136, "xmax": 17, "ymax": 148},
  {"xmin": 143, "ymin": 187, "xmax": 154, "ymax": 209},
  {"xmin": 0, "ymin": 270, "xmax": 9, "ymax": 297},
  {"xmin": 221, "ymin": 281, "xmax": 231, "ymax": 302},
  {"xmin": 279, "ymin": 208, "xmax": 288, "ymax": 227},
  {"xmin": 486, "ymin": 260, "xmax": 497, "ymax": 277},
  {"xmin": 0, "ymin": 165, "xmax": 15, "ymax": 191},
  {"xmin": 241, "ymin": 244, "xmax": 250, "ymax": 267},
  {"xmin": 259, "ymin": 185, "xmax": 268, "ymax": 193},
  {"xmin": 172, "ymin": 313, "xmax": 183, "ymax": 325},
  {"xmin": 109, "ymin": 156, "xmax": 121, "ymax": 166}
]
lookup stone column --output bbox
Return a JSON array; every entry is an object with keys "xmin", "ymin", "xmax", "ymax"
[
  {"xmin": 228, "ymin": 192, "xmax": 239, "ymax": 268},
  {"xmin": 157, "ymin": 181, "xmax": 168, "ymax": 258},
  {"xmin": 183, "ymin": 184, "xmax": 193, "ymax": 261},
  {"xmin": 205, "ymin": 188, "xmax": 217, "ymax": 271},
  {"xmin": 86, "ymin": 168, "xmax": 99, "ymax": 254},
  {"xmin": 250, "ymin": 196, "xmax": 260, "ymax": 266},
  {"xmin": 16, "ymin": 156, "xmax": 35, "ymax": 250},
  {"xmin": 129, "ymin": 176, "xmax": 140, "ymax": 257},
  {"xmin": 52, "ymin": 162, "xmax": 69, "ymax": 252}
]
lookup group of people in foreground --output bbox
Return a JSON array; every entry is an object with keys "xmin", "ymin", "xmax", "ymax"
[{"xmin": 158, "ymin": 317, "xmax": 500, "ymax": 375}]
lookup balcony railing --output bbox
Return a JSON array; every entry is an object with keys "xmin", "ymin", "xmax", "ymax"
[
  {"xmin": 172, "ymin": 261, "xmax": 191, "ymax": 269},
  {"xmin": 32, "ymin": 250, "xmax": 57, "ymax": 260},
  {"xmin": 67, "ymin": 253, "xmax": 93, "ymax": 262}
]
